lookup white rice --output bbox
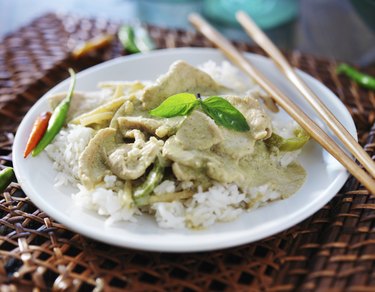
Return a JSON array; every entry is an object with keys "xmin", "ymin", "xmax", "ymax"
[
  {"xmin": 152, "ymin": 183, "xmax": 248, "ymax": 229},
  {"xmin": 46, "ymin": 61, "xmax": 303, "ymax": 229},
  {"xmin": 45, "ymin": 124, "xmax": 94, "ymax": 187},
  {"xmin": 199, "ymin": 60, "xmax": 254, "ymax": 93},
  {"xmin": 153, "ymin": 180, "xmax": 176, "ymax": 195},
  {"xmin": 72, "ymin": 183, "xmax": 140, "ymax": 225}
]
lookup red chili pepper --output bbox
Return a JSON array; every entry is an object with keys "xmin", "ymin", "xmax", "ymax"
[{"xmin": 24, "ymin": 111, "xmax": 52, "ymax": 158}]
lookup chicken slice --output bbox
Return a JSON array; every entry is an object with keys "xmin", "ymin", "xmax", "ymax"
[
  {"xmin": 108, "ymin": 135, "xmax": 163, "ymax": 180},
  {"xmin": 225, "ymin": 95, "xmax": 272, "ymax": 140},
  {"xmin": 213, "ymin": 128, "xmax": 255, "ymax": 160},
  {"xmin": 78, "ymin": 128, "xmax": 117, "ymax": 189},
  {"xmin": 175, "ymin": 111, "xmax": 223, "ymax": 150},
  {"xmin": 79, "ymin": 128, "xmax": 163, "ymax": 188},
  {"xmin": 142, "ymin": 60, "xmax": 227, "ymax": 110},
  {"xmin": 163, "ymin": 136, "xmax": 241, "ymax": 186},
  {"xmin": 117, "ymin": 116, "xmax": 185, "ymax": 138}
]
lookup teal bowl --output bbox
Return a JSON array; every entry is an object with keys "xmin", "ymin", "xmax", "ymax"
[
  {"xmin": 203, "ymin": 0, "xmax": 299, "ymax": 29},
  {"xmin": 350, "ymin": 0, "xmax": 375, "ymax": 32}
]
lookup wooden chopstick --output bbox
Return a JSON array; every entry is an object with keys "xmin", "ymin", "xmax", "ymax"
[
  {"xmin": 236, "ymin": 11, "xmax": 375, "ymax": 179},
  {"xmin": 188, "ymin": 13, "xmax": 375, "ymax": 194}
]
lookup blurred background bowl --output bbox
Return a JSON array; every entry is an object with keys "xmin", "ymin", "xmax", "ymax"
[
  {"xmin": 350, "ymin": 0, "xmax": 375, "ymax": 32},
  {"xmin": 137, "ymin": 0, "xmax": 203, "ymax": 28},
  {"xmin": 202, "ymin": 0, "xmax": 298, "ymax": 30}
]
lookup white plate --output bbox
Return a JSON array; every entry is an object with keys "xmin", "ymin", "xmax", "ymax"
[{"xmin": 13, "ymin": 48, "xmax": 356, "ymax": 252}]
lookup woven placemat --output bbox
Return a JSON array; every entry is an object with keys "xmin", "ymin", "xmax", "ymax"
[{"xmin": 1, "ymin": 13, "xmax": 375, "ymax": 291}]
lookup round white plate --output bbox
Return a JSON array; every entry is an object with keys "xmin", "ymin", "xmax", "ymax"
[{"xmin": 13, "ymin": 48, "xmax": 356, "ymax": 252}]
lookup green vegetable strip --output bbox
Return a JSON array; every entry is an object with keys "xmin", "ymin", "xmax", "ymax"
[
  {"xmin": 337, "ymin": 63, "xmax": 375, "ymax": 90},
  {"xmin": 266, "ymin": 129, "xmax": 310, "ymax": 152},
  {"xmin": 0, "ymin": 167, "xmax": 14, "ymax": 193},
  {"xmin": 32, "ymin": 69, "xmax": 76, "ymax": 156},
  {"xmin": 133, "ymin": 158, "xmax": 164, "ymax": 207},
  {"xmin": 118, "ymin": 25, "xmax": 141, "ymax": 54}
]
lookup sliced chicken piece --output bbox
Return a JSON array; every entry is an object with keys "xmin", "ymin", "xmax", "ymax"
[
  {"xmin": 123, "ymin": 129, "xmax": 146, "ymax": 142},
  {"xmin": 109, "ymin": 100, "xmax": 135, "ymax": 129},
  {"xmin": 163, "ymin": 136, "xmax": 241, "ymax": 186},
  {"xmin": 79, "ymin": 128, "xmax": 163, "ymax": 188},
  {"xmin": 155, "ymin": 117, "xmax": 185, "ymax": 138},
  {"xmin": 78, "ymin": 128, "xmax": 117, "ymax": 189},
  {"xmin": 213, "ymin": 128, "xmax": 255, "ymax": 160},
  {"xmin": 225, "ymin": 95, "xmax": 272, "ymax": 140},
  {"xmin": 118, "ymin": 116, "xmax": 162, "ymax": 136},
  {"xmin": 117, "ymin": 116, "xmax": 185, "ymax": 138},
  {"xmin": 142, "ymin": 60, "xmax": 227, "ymax": 110},
  {"xmin": 175, "ymin": 111, "xmax": 223, "ymax": 150},
  {"xmin": 107, "ymin": 135, "xmax": 163, "ymax": 180}
]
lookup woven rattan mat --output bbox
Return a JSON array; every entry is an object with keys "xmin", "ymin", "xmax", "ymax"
[{"xmin": 1, "ymin": 13, "xmax": 375, "ymax": 291}]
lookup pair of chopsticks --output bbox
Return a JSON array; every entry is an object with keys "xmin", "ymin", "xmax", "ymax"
[{"xmin": 188, "ymin": 12, "xmax": 375, "ymax": 194}]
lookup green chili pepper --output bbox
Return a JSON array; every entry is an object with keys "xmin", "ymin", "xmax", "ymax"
[
  {"xmin": 119, "ymin": 25, "xmax": 140, "ymax": 54},
  {"xmin": 118, "ymin": 25, "xmax": 155, "ymax": 54},
  {"xmin": 336, "ymin": 63, "xmax": 375, "ymax": 90},
  {"xmin": 132, "ymin": 157, "xmax": 164, "ymax": 207},
  {"xmin": 0, "ymin": 167, "xmax": 14, "ymax": 193},
  {"xmin": 266, "ymin": 128, "xmax": 310, "ymax": 152},
  {"xmin": 32, "ymin": 69, "xmax": 76, "ymax": 156}
]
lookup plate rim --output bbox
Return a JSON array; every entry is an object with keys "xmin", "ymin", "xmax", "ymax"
[{"xmin": 12, "ymin": 47, "xmax": 355, "ymax": 252}]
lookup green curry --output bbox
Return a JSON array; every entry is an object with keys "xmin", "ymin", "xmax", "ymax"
[{"xmin": 48, "ymin": 60, "xmax": 308, "ymax": 207}]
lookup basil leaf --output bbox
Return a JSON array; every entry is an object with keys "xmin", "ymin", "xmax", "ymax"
[
  {"xmin": 201, "ymin": 96, "xmax": 250, "ymax": 132},
  {"xmin": 149, "ymin": 93, "xmax": 199, "ymax": 118}
]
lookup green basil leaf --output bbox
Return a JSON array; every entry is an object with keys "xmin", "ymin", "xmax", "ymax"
[
  {"xmin": 201, "ymin": 96, "xmax": 250, "ymax": 132},
  {"xmin": 149, "ymin": 93, "xmax": 199, "ymax": 118}
]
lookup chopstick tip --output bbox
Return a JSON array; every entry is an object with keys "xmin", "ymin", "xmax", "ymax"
[
  {"xmin": 235, "ymin": 10, "xmax": 246, "ymax": 19},
  {"xmin": 188, "ymin": 12, "xmax": 201, "ymax": 24},
  {"xmin": 236, "ymin": 10, "xmax": 257, "ymax": 27}
]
